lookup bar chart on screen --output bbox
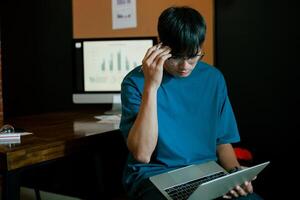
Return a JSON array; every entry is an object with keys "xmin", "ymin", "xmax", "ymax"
[
  {"xmin": 83, "ymin": 40, "xmax": 149, "ymax": 92},
  {"xmin": 99, "ymin": 51, "xmax": 138, "ymax": 72}
]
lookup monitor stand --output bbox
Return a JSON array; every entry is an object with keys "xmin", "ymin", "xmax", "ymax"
[
  {"xmin": 104, "ymin": 94, "xmax": 121, "ymax": 115},
  {"xmin": 104, "ymin": 103, "xmax": 121, "ymax": 115}
]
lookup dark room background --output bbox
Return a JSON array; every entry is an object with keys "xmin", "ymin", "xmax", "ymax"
[{"xmin": 1, "ymin": 0, "xmax": 292, "ymax": 199}]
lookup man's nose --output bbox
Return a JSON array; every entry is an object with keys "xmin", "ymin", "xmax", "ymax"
[{"xmin": 179, "ymin": 60, "xmax": 190, "ymax": 69}]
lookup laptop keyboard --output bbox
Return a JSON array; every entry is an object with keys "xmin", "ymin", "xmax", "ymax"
[{"xmin": 165, "ymin": 171, "xmax": 226, "ymax": 200}]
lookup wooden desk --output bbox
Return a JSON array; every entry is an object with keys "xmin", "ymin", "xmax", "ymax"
[{"xmin": 1, "ymin": 109, "xmax": 121, "ymax": 200}]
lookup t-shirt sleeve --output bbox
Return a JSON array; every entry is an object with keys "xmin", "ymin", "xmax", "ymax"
[
  {"xmin": 119, "ymin": 76, "xmax": 141, "ymax": 139},
  {"xmin": 216, "ymin": 73, "xmax": 240, "ymax": 144}
]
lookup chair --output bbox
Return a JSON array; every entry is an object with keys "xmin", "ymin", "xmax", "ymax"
[{"xmin": 234, "ymin": 147, "xmax": 254, "ymax": 166}]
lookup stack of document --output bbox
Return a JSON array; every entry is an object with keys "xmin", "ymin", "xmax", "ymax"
[{"xmin": 0, "ymin": 133, "xmax": 21, "ymax": 144}]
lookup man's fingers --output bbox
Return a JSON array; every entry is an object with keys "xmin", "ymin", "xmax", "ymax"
[
  {"xmin": 144, "ymin": 43, "xmax": 161, "ymax": 59},
  {"xmin": 143, "ymin": 44, "xmax": 167, "ymax": 64},
  {"xmin": 223, "ymin": 194, "xmax": 232, "ymax": 199},
  {"xmin": 144, "ymin": 47, "xmax": 170, "ymax": 69},
  {"xmin": 235, "ymin": 185, "xmax": 247, "ymax": 196},
  {"xmin": 153, "ymin": 48, "xmax": 171, "ymax": 64},
  {"xmin": 243, "ymin": 181, "xmax": 253, "ymax": 193},
  {"xmin": 230, "ymin": 190, "xmax": 239, "ymax": 198},
  {"xmin": 156, "ymin": 53, "xmax": 172, "ymax": 68}
]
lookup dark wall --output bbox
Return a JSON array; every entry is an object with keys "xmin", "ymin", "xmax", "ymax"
[
  {"xmin": 216, "ymin": 0, "xmax": 291, "ymax": 198},
  {"xmin": 216, "ymin": 0, "xmax": 284, "ymax": 149},
  {"xmin": 1, "ymin": 0, "xmax": 73, "ymax": 117}
]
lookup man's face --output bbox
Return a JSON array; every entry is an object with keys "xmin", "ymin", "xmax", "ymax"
[{"xmin": 163, "ymin": 51, "xmax": 204, "ymax": 77}]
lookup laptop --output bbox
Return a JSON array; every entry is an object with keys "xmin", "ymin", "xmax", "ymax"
[{"xmin": 150, "ymin": 161, "xmax": 270, "ymax": 200}]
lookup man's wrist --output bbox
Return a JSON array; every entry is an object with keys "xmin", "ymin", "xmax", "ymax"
[{"xmin": 144, "ymin": 83, "xmax": 159, "ymax": 93}]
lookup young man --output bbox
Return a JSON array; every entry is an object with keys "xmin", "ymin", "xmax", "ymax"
[{"xmin": 120, "ymin": 6, "xmax": 262, "ymax": 200}]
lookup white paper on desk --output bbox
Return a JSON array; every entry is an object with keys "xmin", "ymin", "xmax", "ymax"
[
  {"xmin": 97, "ymin": 119, "xmax": 120, "ymax": 128},
  {"xmin": 112, "ymin": 0, "xmax": 137, "ymax": 29},
  {"xmin": 94, "ymin": 114, "xmax": 121, "ymax": 121},
  {"xmin": 97, "ymin": 121, "xmax": 120, "ymax": 130},
  {"xmin": 73, "ymin": 121, "xmax": 119, "ymax": 136},
  {"xmin": 94, "ymin": 114, "xmax": 121, "ymax": 128}
]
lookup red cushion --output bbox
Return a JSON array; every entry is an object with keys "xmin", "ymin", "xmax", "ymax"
[{"xmin": 234, "ymin": 147, "xmax": 253, "ymax": 161}]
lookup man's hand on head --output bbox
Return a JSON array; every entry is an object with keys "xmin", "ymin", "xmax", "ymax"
[{"xmin": 142, "ymin": 43, "xmax": 172, "ymax": 90}]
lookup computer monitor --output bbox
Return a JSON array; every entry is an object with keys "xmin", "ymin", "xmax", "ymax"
[{"xmin": 72, "ymin": 37, "xmax": 157, "ymax": 114}]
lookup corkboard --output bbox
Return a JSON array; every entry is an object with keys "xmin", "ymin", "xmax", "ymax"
[{"xmin": 72, "ymin": 0, "xmax": 214, "ymax": 64}]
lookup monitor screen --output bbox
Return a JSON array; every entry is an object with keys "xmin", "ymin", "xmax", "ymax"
[{"xmin": 72, "ymin": 37, "xmax": 157, "ymax": 113}]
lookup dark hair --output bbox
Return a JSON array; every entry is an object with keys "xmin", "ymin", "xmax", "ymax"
[{"xmin": 157, "ymin": 6, "xmax": 206, "ymax": 58}]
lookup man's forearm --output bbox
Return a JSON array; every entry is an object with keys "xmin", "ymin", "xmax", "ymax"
[
  {"xmin": 127, "ymin": 86, "xmax": 158, "ymax": 163},
  {"xmin": 217, "ymin": 143, "xmax": 240, "ymax": 171}
]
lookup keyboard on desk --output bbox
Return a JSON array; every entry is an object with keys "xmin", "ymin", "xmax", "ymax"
[{"xmin": 164, "ymin": 171, "xmax": 226, "ymax": 200}]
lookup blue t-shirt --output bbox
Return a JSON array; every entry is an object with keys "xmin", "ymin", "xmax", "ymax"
[{"xmin": 119, "ymin": 62, "xmax": 240, "ymax": 196}]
